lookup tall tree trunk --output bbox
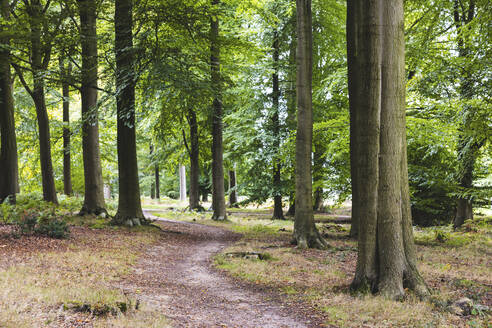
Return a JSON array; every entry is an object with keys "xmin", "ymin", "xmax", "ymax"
[
  {"xmin": 78, "ymin": 0, "xmax": 106, "ymax": 215},
  {"xmin": 30, "ymin": 4, "xmax": 57, "ymax": 204},
  {"xmin": 286, "ymin": 0, "xmax": 297, "ymax": 215},
  {"xmin": 228, "ymin": 169, "xmax": 238, "ymax": 207},
  {"xmin": 312, "ymin": 139, "xmax": 326, "ymax": 211},
  {"xmin": 150, "ymin": 144, "xmax": 155, "ymax": 199},
  {"xmin": 210, "ymin": 0, "xmax": 226, "ymax": 221},
  {"xmin": 113, "ymin": 0, "xmax": 145, "ymax": 226},
  {"xmin": 349, "ymin": 0, "xmax": 428, "ymax": 299},
  {"xmin": 59, "ymin": 57, "xmax": 73, "ymax": 196},
  {"xmin": 272, "ymin": 30, "xmax": 285, "ymax": 220},
  {"xmin": 33, "ymin": 82, "xmax": 58, "ymax": 204},
  {"xmin": 179, "ymin": 165, "xmax": 187, "ymax": 201},
  {"xmin": 293, "ymin": 0, "xmax": 326, "ymax": 249},
  {"xmin": 0, "ymin": 0, "xmax": 18, "ymax": 204},
  {"xmin": 453, "ymin": 0, "xmax": 477, "ymax": 228},
  {"xmin": 155, "ymin": 162, "xmax": 160, "ymax": 199},
  {"xmin": 346, "ymin": 0, "xmax": 360, "ymax": 237},
  {"xmin": 188, "ymin": 108, "xmax": 200, "ymax": 209}
]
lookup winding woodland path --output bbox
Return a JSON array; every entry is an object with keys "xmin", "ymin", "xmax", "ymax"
[{"xmin": 120, "ymin": 210, "xmax": 319, "ymax": 328}]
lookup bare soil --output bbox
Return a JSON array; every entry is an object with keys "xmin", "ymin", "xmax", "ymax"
[{"xmin": 120, "ymin": 212, "xmax": 322, "ymax": 328}]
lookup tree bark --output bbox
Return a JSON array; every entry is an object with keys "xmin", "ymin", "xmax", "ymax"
[
  {"xmin": 272, "ymin": 30, "xmax": 285, "ymax": 220},
  {"xmin": 293, "ymin": 0, "xmax": 326, "ymax": 249},
  {"xmin": 188, "ymin": 108, "xmax": 200, "ymax": 209},
  {"xmin": 210, "ymin": 0, "xmax": 226, "ymax": 221},
  {"xmin": 312, "ymin": 138, "xmax": 326, "ymax": 211},
  {"xmin": 228, "ymin": 169, "xmax": 238, "ymax": 207},
  {"xmin": 155, "ymin": 163, "xmax": 160, "ymax": 199},
  {"xmin": 150, "ymin": 144, "xmax": 155, "ymax": 199},
  {"xmin": 0, "ymin": 0, "xmax": 18, "ymax": 204},
  {"xmin": 59, "ymin": 57, "xmax": 73, "ymax": 196},
  {"xmin": 29, "ymin": 3, "xmax": 58, "ymax": 204},
  {"xmin": 285, "ymin": 0, "xmax": 297, "ymax": 215},
  {"xmin": 453, "ymin": 0, "xmax": 477, "ymax": 228},
  {"xmin": 346, "ymin": 0, "xmax": 361, "ymax": 237},
  {"xmin": 113, "ymin": 0, "xmax": 145, "ymax": 226},
  {"xmin": 78, "ymin": 0, "xmax": 106, "ymax": 215},
  {"xmin": 349, "ymin": 0, "xmax": 429, "ymax": 299},
  {"xmin": 179, "ymin": 165, "xmax": 187, "ymax": 201}
]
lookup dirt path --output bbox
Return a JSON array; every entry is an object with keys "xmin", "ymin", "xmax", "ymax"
[{"xmin": 120, "ymin": 210, "xmax": 319, "ymax": 328}]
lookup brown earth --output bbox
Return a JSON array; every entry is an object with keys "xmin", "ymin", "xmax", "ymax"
[{"xmin": 119, "ymin": 211, "xmax": 324, "ymax": 327}]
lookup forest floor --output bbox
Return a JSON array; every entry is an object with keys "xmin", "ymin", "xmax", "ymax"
[{"xmin": 0, "ymin": 196, "xmax": 490, "ymax": 327}]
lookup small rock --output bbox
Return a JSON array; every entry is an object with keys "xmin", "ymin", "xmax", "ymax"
[
  {"xmin": 124, "ymin": 219, "xmax": 134, "ymax": 227},
  {"xmin": 448, "ymin": 305, "xmax": 465, "ymax": 316},
  {"xmin": 98, "ymin": 212, "xmax": 107, "ymax": 219},
  {"xmin": 451, "ymin": 297, "xmax": 473, "ymax": 316}
]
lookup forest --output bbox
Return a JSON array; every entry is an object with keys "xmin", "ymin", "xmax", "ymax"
[{"xmin": 0, "ymin": 0, "xmax": 490, "ymax": 327}]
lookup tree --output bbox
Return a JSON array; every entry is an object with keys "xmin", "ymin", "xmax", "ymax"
[
  {"xmin": 0, "ymin": 0, "xmax": 18, "ymax": 204},
  {"xmin": 59, "ymin": 56, "xmax": 73, "ymax": 196},
  {"xmin": 348, "ymin": 0, "xmax": 428, "ymax": 299},
  {"xmin": 78, "ymin": 0, "xmax": 107, "ymax": 215},
  {"xmin": 187, "ymin": 107, "xmax": 201, "ymax": 210},
  {"xmin": 210, "ymin": 0, "xmax": 226, "ymax": 221},
  {"xmin": 13, "ymin": 0, "xmax": 61, "ymax": 204},
  {"xmin": 271, "ymin": 29, "xmax": 285, "ymax": 220},
  {"xmin": 292, "ymin": 0, "xmax": 326, "ymax": 249},
  {"xmin": 452, "ymin": 0, "xmax": 483, "ymax": 228},
  {"xmin": 113, "ymin": 0, "xmax": 145, "ymax": 226}
]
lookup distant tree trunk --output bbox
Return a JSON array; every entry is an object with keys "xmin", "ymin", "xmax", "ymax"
[
  {"xmin": 150, "ymin": 145, "xmax": 155, "ymax": 199},
  {"xmin": 346, "ymin": 0, "xmax": 360, "ymax": 238},
  {"xmin": 349, "ymin": 0, "xmax": 428, "ymax": 299},
  {"xmin": 78, "ymin": 0, "xmax": 106, "ymax": 215},
  {"xmin": 228, "ymin": 169, "xmax": 238, "ymax": 207},
  {"xmin": 29, "ymin": 4, "xmax": 57, "ymax": 204},
  {"xmin": 113, "ymin": 0, "xmax": 145, "ymax": 226},
  {"xmin": 210, "ymin": 0, "xmax": 226, "ymax": 221},
  {"xmin": 453, "ymin": 0, "xmax": 477, "ymax": 228},
  {"xmin": 179, "ymin": 165, "xmax": 187, "ymax": 201},
  {"xmin": 188, "ymin": 108, "xmax": 200, "ymax": 209},
  {"xmin": 287, "ymin": 194, "xmax": 295, "ymax": 216},
  {"xmin": 312, "ymin": 139, "xmax": 326, "ymax": 211},
  {"xmin": 59, "ymin": 57, "xmax": 73, "ymax": 196},
  {"xmin": 155, "ymin": 164, "xmax": 160, "ymax": 199},
  {"xmin": 0, "ymin": 0, "xmax": 18, "ymax": 204},
  {"xmin": 272, "ymin": 30, "xmax": 285, "ymax": 220},
  {"xmin": 293, "ymin": 0, "xmax": 326, "ymax": 249}
]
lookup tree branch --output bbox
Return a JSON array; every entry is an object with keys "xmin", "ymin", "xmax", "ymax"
[{"xmin": 12, "ymin": 63, "xmax": 33, "ymax": 97}]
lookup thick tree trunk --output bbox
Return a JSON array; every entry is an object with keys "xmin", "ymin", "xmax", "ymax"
[
  {"xmin": 59, "ymin": 57, "xmax": 73, "ymax": 196},
  {"xmin": 113, "ymin": 0, "xmax": 145, "ymax": 226},
  {"xmin": 349, "ymin": 0, "xmax": 428, "ymax": 299},
  {"xmin": 228, "ymin": 169, "xmax": 238, "ymax": 207},
  {"xmin": 210, "ymin": 0, "xmax": 226, "ymax": 221},
  {"xmin": 293, "ymin": 0, "xmax": 326, "ymax": 249},
  {"xmin": 78, "ymin": 0, "xmax": 106, "ymax": 215},
  {"xmin": 188, "ymin": 108, "xmax": 200, "ymax": 209},
  {"xmin": 271, "ymin": 30, "xmax": 285, "ymax": 220},
  {"xmin": 0, "ymin": 0, "xmax": 18, "ymax": 204},
  {"xmin": 346, "ymin": 0, "xmax": 360, "ymax": 237}
]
